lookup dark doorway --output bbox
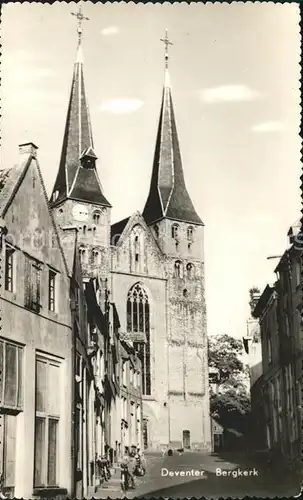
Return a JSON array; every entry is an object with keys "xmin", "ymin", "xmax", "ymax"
[{"xmin": 182, "ymin": 429, "xmax": 190, "ymax": 449}]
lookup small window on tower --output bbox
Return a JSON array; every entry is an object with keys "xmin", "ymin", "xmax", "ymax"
[
  {"xmin": 186, "ymin": 263, "xmax": 194, "ymax": 279},
  {"xmin": 154, "ymin": 225, "xmax": 159, "ymax": 238},
  {"xmin": 172, "ymin": 224, "xmax": 179, "ymax": 240},
  {"xmin": 92, "ymin": 249, "xmax": 100, "ymax": 265},
  {"xmin": 83, "ymin": 225, "xmax": 87, "ymax": 235},
  {"xmin": 93, "ymin": 211, "xmax": 101, "ymax": 225},
  {"xmin": 187, "ymin": 226, "xmax": 194, "ymax": 242},
  {"xmin": 79, "ymin": 247, "xmax": 86, "ymax": 263},
  {"xmin": 135, "ymin": 253, "xmax": 139, "ymax": 262},
  {"xmin": 52, "ymin": 191, "xmax": 59, "ymax": 202},
  {"xmin": 174, "ymin": 260, "xmax": 182, "ymax": 278}
]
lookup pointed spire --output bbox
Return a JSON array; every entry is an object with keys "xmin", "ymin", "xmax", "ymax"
[
  {"xmin": 143, "ymin": 31, "xmax": 203, "ymax": 226},
  {"xmin": 50, "ymin": 2, "xmax": 111, "ymax": 208}
]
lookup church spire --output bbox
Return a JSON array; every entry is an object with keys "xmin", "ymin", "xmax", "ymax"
[
  {"xmin": 143, "ymin": 30, "xmax": 202, "ymax": 226},
  {"xmin": 50, "ymin": 2, "xmax": 111, "ymax": 208}
]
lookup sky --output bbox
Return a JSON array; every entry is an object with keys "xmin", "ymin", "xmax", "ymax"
[{"xmin": 1, "ymin": 2, "xmax": 301, "ymax": 339}]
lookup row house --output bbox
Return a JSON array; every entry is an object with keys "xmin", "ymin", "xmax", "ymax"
[
  {"xmin": 0, "ymin": 143, "xmax": 143, "ymax": 500},
  {"xmin": 253, "ymin": 223, "xmax": 302, "ymax": 466},
  {"xmin": 0, "ymin": 143, "xmax": 73, "ymax": 499},
  {"xmin": 119, "ymin": 339, "xmax": 143, "ymax": 456}
]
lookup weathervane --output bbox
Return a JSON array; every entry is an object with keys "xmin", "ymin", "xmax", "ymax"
[
  {"xmin": 160, "ymin": 29, "xmax": 173, "ymax": 69},
  {"xmin": 71, "ymin": 1, "xmax": 89, "ymax": 45}
]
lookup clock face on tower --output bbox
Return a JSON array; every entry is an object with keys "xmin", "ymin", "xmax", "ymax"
[{"xmin": 72, "ymin": 204, "xmax": 89, "ymax": 221}]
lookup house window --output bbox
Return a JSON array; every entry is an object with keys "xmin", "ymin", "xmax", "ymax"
[
  {"xmin": 126, "ymin": 283, "xmax": 151, "ymax": 395},
  {"xmin": 267, "ymin": 334, "xmax": 272, "ymax": 365},
  {"xmin": 174, "ymin": 260, "xmax": 182, "ymax": 278},
  {"xmin": 0, "ymin": 339, "xmax": 23, "ymax": 410},
  {"xmin": 171, "ymin": 223, "xmax": 179, "ymax": 240},
  {"xmin": 48, "ymin": 270, "xmax": 56, "ymax": 312},
  {"xmin": 122, "ymin": 361, "xmax": 127, "ymax": 387},
  {"xmin": 186, "ymin": 262, "xmax": 194, "ymax": 279},
  {"xmin": 34, "ymin": 356, "xmax": 61, "ymax": 487},
  {"xmin": 24, "ymin": 259, "xmax": 42, "ymax": 313},
  {"xmin": 187, "ymin": 226, "xmax": 194, "ymax": 241},
  {"xmin": 0, "ymin": 414, "xmax": 17, "ymax": 497},
  {"xmin": 5, "ymin": 245, "xmax": 15, "ymax": 292}
]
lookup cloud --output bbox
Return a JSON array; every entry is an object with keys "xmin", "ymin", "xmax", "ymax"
[
  {"xmin": 251, "ymin": 121, "xmax": 284, "ymax": 132},
  {"xmin": 101, "ymin": 26, "xmax": 119, "ymax": 36},
  {"xmin": 200, "ymin": 84, "xmax": 259, "ymax": 103},
  {"xmin": 100, "ymin": 98, "xmax": 144, "ymax": 114}
]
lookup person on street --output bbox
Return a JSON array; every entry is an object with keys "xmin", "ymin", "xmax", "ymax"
[{"xmin": 121, "ymin": 451, "xmax": 135, "ymax": 488}]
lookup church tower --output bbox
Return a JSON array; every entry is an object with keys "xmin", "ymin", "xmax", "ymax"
[
  {"xmin": 143, "ymin": 31, "xmax": 211, "ymax": 451},
  {"xmin": 50, "ymin": 5, "xmax": 111, "ymax": 281}
]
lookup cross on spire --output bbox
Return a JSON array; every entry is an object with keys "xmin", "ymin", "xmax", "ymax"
[
  {"xmin": 160, "ymin": 29, "xmax": 173, "ymax": 69},
  {"xmin": 71, "ymin": 1, "xmax": 89, "ymax": 45}
]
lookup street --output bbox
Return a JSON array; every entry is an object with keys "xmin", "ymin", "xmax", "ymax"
[{"xmin": 121, "ymin": 451, "xmax": 300, "ymax": 499}]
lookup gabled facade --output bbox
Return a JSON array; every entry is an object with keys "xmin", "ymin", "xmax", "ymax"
[{"xmin": 0, "ymin": 143, "xmax": 73, "ymax": 498}]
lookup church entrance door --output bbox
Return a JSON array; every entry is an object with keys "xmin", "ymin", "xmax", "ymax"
[{"xmin": 182, "ymin": 429, "xmax": 190, "ymax": 449}]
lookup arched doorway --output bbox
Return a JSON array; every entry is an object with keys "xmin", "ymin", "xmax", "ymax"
[{"xmin": 183, "ymin": 429, "xmax": 190, "ymax": 449}]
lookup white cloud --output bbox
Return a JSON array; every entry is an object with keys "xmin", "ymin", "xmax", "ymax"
[
  {"xmin": 100, "ymin": 98, "xmax": 144, "ymax": 114},
  {"xmin": 251, "ymin": 121, "xmax": 284, "ymax": 132},
  {"xmin": 101, "ymin": 26, "xmax": 119, "ymax": 36},
  {"xmin": 200, "ymin": 84, "xmax": 259, "ymax": 103}
]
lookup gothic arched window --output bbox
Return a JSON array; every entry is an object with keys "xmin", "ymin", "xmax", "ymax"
[
  {"xmin": 187, "ymin": 226, "xmax": 194, "ymax": 242},
  {"xmin": 83, "ymin": 225, "xmax": 87, "ymax": 235},
  {"xmin": 186, "ymin": 262, "xmax": 194, "ymax": 279},
  {"xmin": 174, "ymin": 260, "xmax": 182, "ymax": 278},
  {"xmin": 171, "ymin": 223, "xmax": 179, "ymax": 240},
  {"xmin": 126, "ymin": 283, "xmax": 151, "ymax": 395}
]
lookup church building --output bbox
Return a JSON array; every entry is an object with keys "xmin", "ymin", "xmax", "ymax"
[{"xmin": 50, "ymin": 15, "xmax": 211, "ymax": 452}]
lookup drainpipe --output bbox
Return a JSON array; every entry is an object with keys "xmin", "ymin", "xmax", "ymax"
[{"xmin": 71, "ymin": 316, "xmax": 76, "ymax": 498}]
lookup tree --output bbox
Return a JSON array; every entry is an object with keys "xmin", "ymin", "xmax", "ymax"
[
  {"xmin": 249, "ymin": 286, "xmax": 261, "ymax": 314},
  {"xmin": 208, "ymin": 334, "xmax": 251, "ymax": 434},
  {"xmin": 208, "ymin": 334, "xmax": 245, "ymax": 386}
]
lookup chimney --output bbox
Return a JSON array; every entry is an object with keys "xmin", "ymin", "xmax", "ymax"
[{"xmin": 18, "ymin": 142, "xmax": 38, "ymax": 158}]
